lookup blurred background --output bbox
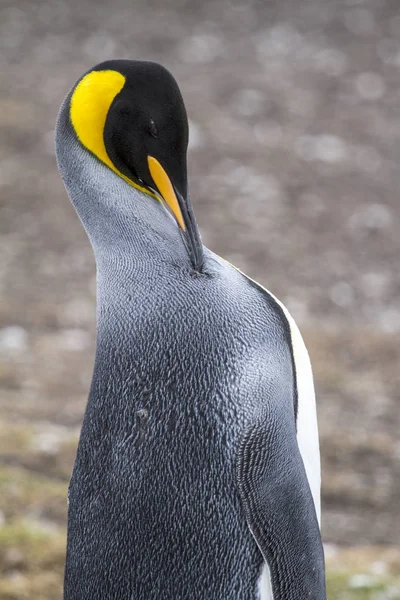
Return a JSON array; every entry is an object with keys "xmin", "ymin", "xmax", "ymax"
[{"xmin": 1, "ymin": 0, "xmax": 399, "ymax": 598}]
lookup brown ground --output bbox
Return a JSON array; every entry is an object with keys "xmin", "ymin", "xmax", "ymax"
[{"xmin": 1, "ymin": 0, "xmax": 399, "ymax": 591}]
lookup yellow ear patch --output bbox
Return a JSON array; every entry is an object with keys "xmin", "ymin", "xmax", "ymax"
[{"xmin": 70, "ymin": 69, "xmax": 157, "ymax": 199}]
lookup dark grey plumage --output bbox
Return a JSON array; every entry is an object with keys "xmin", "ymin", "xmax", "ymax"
[{"xmin": 56, "ymin": 64, "xmax": 326, "ymax": 600}]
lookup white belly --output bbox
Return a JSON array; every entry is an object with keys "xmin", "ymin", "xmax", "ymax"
[
  {"xmin": 272, "ymin": 298, "xmax": 321, "ymax": 524},
  {"xmin": 250, "ymin": 286, "xmax": 321, "ymax": 599},
  {"xmin": 225, "ymin": 264, "xmax": 321, "ymax": 599},
  {"xmin": 258, "ymin": 562, "xmax": 274, "ymax": 600},
  {"xmin": 258, "ymin": 297, "xmax": 321, "ymax": 600}
]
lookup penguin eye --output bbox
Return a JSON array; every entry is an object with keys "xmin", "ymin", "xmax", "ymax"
[{"xmin": 149, "ymin": 119, "xmax": 158, "ymax": 138}]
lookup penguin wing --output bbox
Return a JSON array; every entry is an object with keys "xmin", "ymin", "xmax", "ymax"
[{"xmin": 237, "ymin": 400, "xmax": 326, "ymax": 599}]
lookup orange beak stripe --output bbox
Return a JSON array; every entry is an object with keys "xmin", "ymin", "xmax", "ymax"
[{"xmin": 147, "ymin": 156, "xmax": 186, "ymax": 231}]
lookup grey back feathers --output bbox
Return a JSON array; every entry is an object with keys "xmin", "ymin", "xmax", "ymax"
[{"xmin": 56, "ymin": 66, "xmax": 326, "ymax": 600}]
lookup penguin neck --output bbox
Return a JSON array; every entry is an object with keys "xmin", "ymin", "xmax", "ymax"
[{"xmin": 55, "ymin": 95, "xmax": 189, "ymax": 269}]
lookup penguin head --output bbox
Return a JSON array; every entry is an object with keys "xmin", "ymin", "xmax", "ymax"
[{"xmin": 60, "ymin": 60, "xmax": 202, "ymax": 270}]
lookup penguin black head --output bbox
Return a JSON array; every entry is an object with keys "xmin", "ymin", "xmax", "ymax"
[{"xmin": 68, "ymin": 59, "xmax": 202, "ymax": 270}]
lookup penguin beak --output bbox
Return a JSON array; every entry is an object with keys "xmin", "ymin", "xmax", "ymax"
[{"xmin": 147, "ymin": 156, "xmax": 203, "ymax": 271}]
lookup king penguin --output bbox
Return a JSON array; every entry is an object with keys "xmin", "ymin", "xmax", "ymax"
[{"xmin": 55, "ymin": 60, "xmax": 326, "ymax": 600}]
